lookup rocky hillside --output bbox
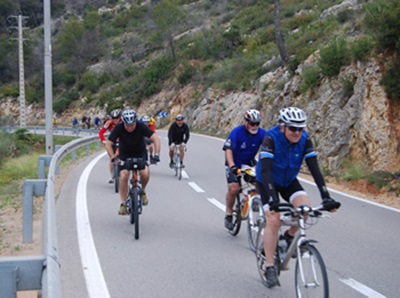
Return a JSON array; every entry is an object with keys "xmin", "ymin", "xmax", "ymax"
[{"xmin": 1, "ymin": 0, "xmax": 400, "ymax": 180}]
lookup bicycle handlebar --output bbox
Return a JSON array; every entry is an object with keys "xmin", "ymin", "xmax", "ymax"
[{"xmin": 270, "ymin": 201, "xmax": 341, "ymax": 216}]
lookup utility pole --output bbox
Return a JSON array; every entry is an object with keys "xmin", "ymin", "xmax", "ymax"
[
  {"xmin": 8, "ymin": 15, "xmax": 28, "ymax": 127},
  {"xmin": 44, "ymin": 0, "xmax": 53, "ymax": 155}
]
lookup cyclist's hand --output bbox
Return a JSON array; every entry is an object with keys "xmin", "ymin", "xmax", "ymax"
[
  {"xmin": 111, "ymin": 157, "xmax": 120, "ymax": 164},
  {"xmin": 152, "ymin": 154, "xmax": 160, "ymax": 164},
  {"xmin": 230, "ymin": 165, "xmax": 239, "ymax": 175},
  {"xmin": 322, "ymin": 197, "xmax": 341, "ymax": 212},
  {"xmin": 102, "ymin": 140, "xmax": 107, "ymax": 145}
]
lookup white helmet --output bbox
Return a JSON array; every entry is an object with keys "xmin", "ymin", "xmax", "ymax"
[
  {"xmin": 110, "ymin": 109, "xmax": 121, "ymax": 119},
  {"xmin": 278, "ymin": 107, "xmax": 307, "ymax": 127},
  {"xmin": 244, "ymin": 109, "xmax": 261, "ymax": 122},
  {"xmin": 122, "ymin": 109, "xmax": 137, "ymax": 124}
]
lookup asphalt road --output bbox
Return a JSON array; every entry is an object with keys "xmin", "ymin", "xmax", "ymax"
[{"xmin": 57, "ymin": 131, "xmax": 399, "ymax": 298}]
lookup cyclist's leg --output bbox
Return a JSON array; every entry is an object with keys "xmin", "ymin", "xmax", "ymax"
[
  {"xmin": 139, "ymin": 166, "xmax": 150, "ymax": 190},
  {"xmin": 225, "ymin": 166, "xmax": 239, "ymax": 215},
  {"xmin": 169, "ymin": 143, "xmax": 175, "ymax": 167},
  {"xmin": 179, "ymin": 143, "xmax": 185, "ymax": 163},
  {"xmin": 119, "ymin": 169, "xmax": 130, "ymax": 202},
  {"xmin": 281, "ymin": 179, "xmax": 310, "ymax": 237},
  {"xmin": 264, "ymin": 210, "xmax": 280, "ymax": 267}
]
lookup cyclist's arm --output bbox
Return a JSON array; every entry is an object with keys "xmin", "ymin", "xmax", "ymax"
[
  {"xmin": 149, "ymin": 132, "xmax": 161, "ymax": 156},
  {"xmin": 105, "ymin": 140, "xmax": 116, "ymax": 159},
  {"xmin": 305, "ymin": 156, "xmax": 330, "ymax": 199},
  {"xmin": 225, "ymin": 149, "xmax": 235, "ymax": 168},
  {"xmin": 167, "ymin": 125, "xmax": 174, "ymax": 145},
  {"xmin": 99, "ymin": 126, "xmax": 107, "ymax": 142},
  {"xmin": 183, "ymin": 124, "xmax": 190, "ymax": 143},
  {"xmin": 259, "ymin": 157, "xmax": 279, "ymax": 204}
]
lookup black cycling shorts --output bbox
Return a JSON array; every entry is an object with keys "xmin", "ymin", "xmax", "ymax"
[{"xmin": 256, "ymin": 178, "xmax": 305, "ymax": 206}]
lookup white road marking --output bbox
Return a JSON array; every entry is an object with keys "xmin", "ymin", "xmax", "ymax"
[
  {"xmin": 188, "ymin": 181, "xmax": 205, "ymax": 193},
  {"xmin": 207, "ymin": 198, "xmax": 225, "ymax": 211},
  {"xmin": 340, "ymin": 278, "xmax": 386, "ymax": 298},
  {"xmin": 182, "ymin": 170, "xmax": 189, "ymax": 179},
  {"xmin": 76, "ymin": 152, "xmax": 110, "ymax": 298}
]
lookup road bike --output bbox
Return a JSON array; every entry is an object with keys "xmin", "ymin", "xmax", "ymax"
[
  {"xmin": 228, "ymin": 165, "xmax": 258, "ymax": 238},
  {"xmin": 120, "ymin": 157, "xmax": 146, "ymax": 240},
  {"xmin": 255, "ymin": 202, "xmax": 340, "ymax": 297},
  {"xmin": 172, "ymin": 144, "xmax": 185, "ymax": 180}
]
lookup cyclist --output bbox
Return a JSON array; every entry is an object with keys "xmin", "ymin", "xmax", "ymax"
[
  {"xmin": 141, "ymin": 115, "xmax": 156, "ymax": 162},
  {"xmin": 168, "ymin": 114, "xmax": 190, "ymax": 168},
  {"xmin": 105, "ymin": 109, "xmax": 160, "ymax": 214},
  {"xmin": 99, "ymin": 109, "xmax": 122, "ymax": 183},
  {"xmin": 255, "ymin": 107, "xmax": 340, "ymax": 288},
  {"xmin": 222, "ymin": 109, "xmax": 267, "ymax": 231}
]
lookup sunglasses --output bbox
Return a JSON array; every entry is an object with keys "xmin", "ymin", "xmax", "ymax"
[
  {"xmin": 248, "ymin": 121, "xmax": 260, "ymax": 127},
  {"xmin": 287, "ymin": 126, "xmax": 303, "ymax": 132}
]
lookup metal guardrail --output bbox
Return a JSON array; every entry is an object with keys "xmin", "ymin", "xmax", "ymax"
[{"xmin": 0, "ymin": 126, "xmax": 101, "ymax": 297}]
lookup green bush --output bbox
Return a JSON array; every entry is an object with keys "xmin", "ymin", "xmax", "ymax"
[
  {"xmin": 381, "ymin": 57, "xmax": 400, "ymax": 101},
  {"xmin": 0, "ymin": 83, "xmax": 19, "ymax": 97},
  {"xmin": 319, "ymin": 37, "xmax": 349, "ymax": 77},
  {"xmin": 178, "ymin": 63, "xmax": 197, "ymax": 86},
  {"xmin": 350, "ymin": 36, "xmax": 373, "ymax": 62},
  {"xmin": 299, "ymin": 65, "xmax": 321, "ymax": 93}
]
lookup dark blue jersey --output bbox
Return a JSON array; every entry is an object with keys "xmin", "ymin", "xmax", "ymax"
[{"xmin": 223, "ymin": 125, "xmax": 267, "ymax": 166}]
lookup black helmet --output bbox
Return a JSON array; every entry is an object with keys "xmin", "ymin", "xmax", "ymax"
[{"xmin": 110, "ymin": 109, "xmax": 122, "ymax": 119}]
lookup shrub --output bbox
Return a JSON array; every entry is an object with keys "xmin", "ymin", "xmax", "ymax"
[
  {"xmin": 381, "ymin": 57, "xmax": 400, "ymax": 101},
  {"xmin": 319, "ymin": 37, "xmax": 349, "ymax": 77},
  {"xmin": 299, "ymin": 65, "xmax": 321, "ymax": 93},
  {"xmin": 178, "ymin": 63, "xmax": 197, "ymax": 86},
  {"xmin": 350, "ymin": 36, "xmax": 373, "ymax": 62}
]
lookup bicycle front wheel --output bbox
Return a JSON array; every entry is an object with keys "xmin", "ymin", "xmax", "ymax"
[
  {"xmin": 295, "ymin": 244, "xmax": 329, "ymax": 298},
  {"xmin": 247, "ymin": 197, "xmax": 263, "ymax": 252},
  {"xmin": 229, "ymin": 195, "xmax": 242, "ymax": 236},
  {"xmin": 133, "ymin": 188, "xmax": 140, "ymax": 239}
]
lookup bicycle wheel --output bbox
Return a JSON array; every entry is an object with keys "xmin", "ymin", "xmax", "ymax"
[
  {"xmin": 295, "ymin": 244, "xmax": 329, "ymax": 298},
  {"xmin": 229, "ymin": 195, "xmax": 242, "ymax": 236},
  {"xmin": 128, "ymin": 191, "xmax": 134, "ymax": 224},
  {"xmin": 247, "ymin": 197, "xmax": 262, "ymax": 252},
  {"xmin": 113, "ymin": 163, "xmax": 119, "ymax": 193},
  {"xmin": 255, "ymin": 218, "xmax": 281, "ymax": 286},
  {"xmin": 133, "ymin": 187, "xmax": 140, "ymax": 239},
  {"xmin": 178, "ymin": 162, "xmax": 182, "ymax": 180}
]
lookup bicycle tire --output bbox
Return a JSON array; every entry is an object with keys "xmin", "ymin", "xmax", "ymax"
[
  {"xmin": 229, "ymin": 194, "xmax": 242, "ymax": 236},
  {"xmin": 133, "ymin": 187, "xmax": 140, "ymax": 239},
  {"xmin": 178, "ymin": 163, "xmax": 182, "ymax": 180},
  {"xmin": 255, "ymin": 217, "xmax": 281, "ymax": 286},
  {"xmin": 295, "ymin": 244, "xmax": 329, "ymax": 298},
  {"xmin": 113, "ymin": 163, "xmax": 119, "ymax": 193},
  {"xmin": 128, "ymin": 190, "xmax": 134, "ymax": 224},
  {"xmin": 247, "ymin": 197, "xmax": 263, "ymax": 252}
]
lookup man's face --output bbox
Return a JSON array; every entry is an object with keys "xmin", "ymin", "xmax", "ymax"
[
  {"xmin": 124, "ymin": 122, "xmax": 137, "ymax": 132},
  {"xmin": 245, "ymin": 120, "xmax": 260, "ymax": 135},
  {"xmin": 112, "ymin": 117, "xmax": 119, "ymax": 125},
  {"xmin": 176, "ymin": 119, "xmax": 184, "ymax": 127},
  {"xmin": 280, "ymin": 124, "xmax": 303, "ymax": 143}
]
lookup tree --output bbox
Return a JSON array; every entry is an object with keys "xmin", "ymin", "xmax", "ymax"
[
  {"xmin": 153, "ymin": 0, "xmax": 186, "ymax": 62},
  {"xmin": 274, "ymin": 0, "xmax": 288, "ymax": 66}
]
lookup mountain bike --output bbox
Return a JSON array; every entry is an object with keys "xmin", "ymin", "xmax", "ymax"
[
  {"xmin": 172, "ymin": 144, "xmax": 185, "ymax": 180},
  {"xmin": 120, "ymin": 157, "xmax": 145, "ymax": 240},
  {"xmin": 228, "ymin": 165, "xmax": 258, "ymax": 237},
  {"xmin": 255, "ymin": 202, "xmax": 340, "ymax": 297}
]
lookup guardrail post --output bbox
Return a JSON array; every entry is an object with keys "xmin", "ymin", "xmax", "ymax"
[
  {"xmin": 86, "ymin": 144, "xmax": 90, "ymax": 156},
  {"xmin": 23, "ymin": 179, "xmax": 47, "ymax": 243},
  {"xmin": 38, "ymin": 155, "xmax": 52, "ymax": 179},
  {"xmin": 54, "ymin": 145, "xmax": 63, "ymax": 174},
  {"xmin": 0, "ymin": 265, "xmax": 18, "ymax": 297}
]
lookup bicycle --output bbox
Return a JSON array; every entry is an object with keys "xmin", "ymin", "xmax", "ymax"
[
  {"xmin": 120, "ymin": 157, "xmax": 146, "ymax": 240},
  {"xmin": 228, "ymin": 165, "xmax": 258, "ymax": 238},
  {"xmin": 255, "ymin": 201, "xmax": 340, "ymax": 297},
  {"xmin": 172, "ymin": 144, "xmax": 185, "ymax": 180}
]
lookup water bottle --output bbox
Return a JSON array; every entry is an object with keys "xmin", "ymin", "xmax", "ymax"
[{"xmin": 241, "ymin": 195, "xmax": 249, "ymax": 219}]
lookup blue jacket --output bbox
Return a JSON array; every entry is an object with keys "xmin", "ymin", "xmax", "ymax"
[{"xmin": 256, "ymin": 125, "xmax": 316, "ymax": 187}]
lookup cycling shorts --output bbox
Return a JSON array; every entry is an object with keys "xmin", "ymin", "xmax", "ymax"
[
  {"xmin": 225, "ymin": 165, "xmax": 239, "ymax": 184},
  {"xmin": 256, "ymin": 178, "xmax": 307, "ymax": 206}
]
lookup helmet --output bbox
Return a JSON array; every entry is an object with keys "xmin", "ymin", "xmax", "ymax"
[
  {"xmin": 122, "ymin": 109, "xmax": 137, "ymax": 124},
  {"xmin": 141, "ymin": 115, "xmax": 150, "ymax": 122},
  {"xmin": 244, "ymin": 109, "xmax": 261, "ymax": 123},
  {"xmin": 110, "ymin": 109, "xmax": 122, "ymax": 119},
  {"xmin": 175, "ymin": 114, "xmax": 184, "ymax": 121},
  {"xmin": 278, "ymin": 107, "xmax": 307, "ymax": 127}
]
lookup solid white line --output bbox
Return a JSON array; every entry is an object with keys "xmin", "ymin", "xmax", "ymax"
[
  {"xmin": 76, "ymin": 152, "xmax": 110, "ymax": 298},
  {"xmin": 298, "ymin": 177, "xmax": 400, "ymax": 213},
  {"xmin": 340, "ymin": 278, "xmax": 386, "ymax": 298},
  {"xmin": 182, "ymin": 170, "xmax": 189, "ymax": 179},
  {"xmin": 207, "ymin": 198, "xmax": 225, "ymax": 211}
]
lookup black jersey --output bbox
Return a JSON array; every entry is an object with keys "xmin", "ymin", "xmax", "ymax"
[
  {"xmin": 168, "ymin": 122, "xmax": 190, "ymax": 145},
  {"xmin": 108, "ymin": 122, "xmax": 154, "ymax": 159}
]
